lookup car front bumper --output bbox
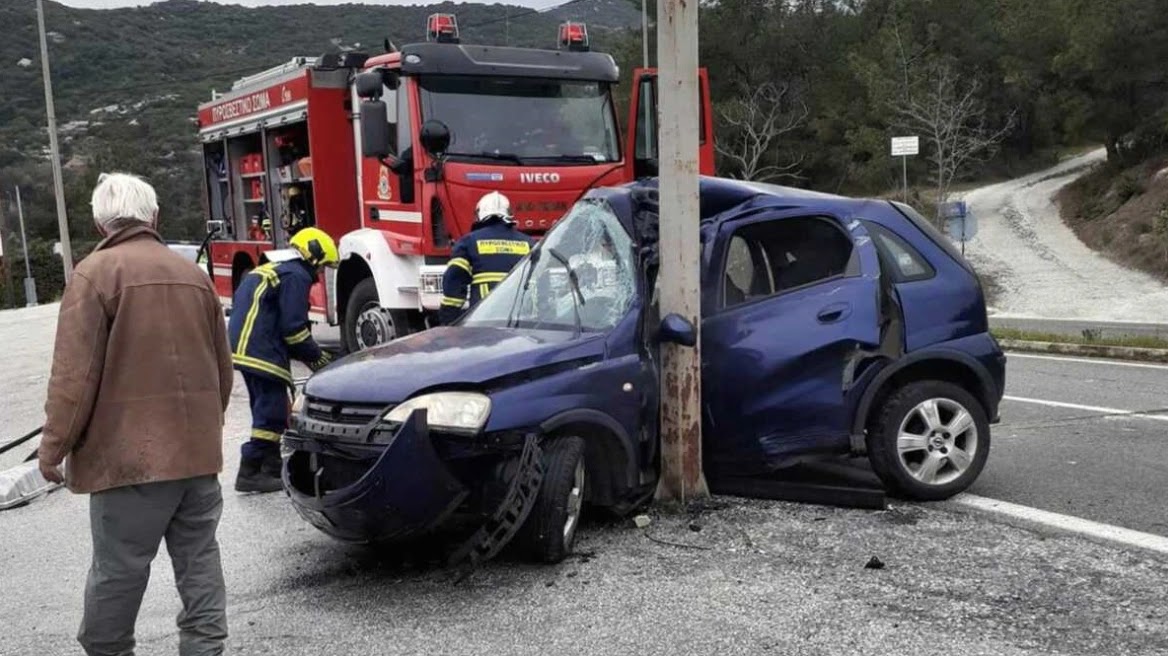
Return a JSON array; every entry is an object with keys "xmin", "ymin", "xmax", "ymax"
[{"xmin": 281, "ymin": 411, "xmax": 469, "ymax": 543}]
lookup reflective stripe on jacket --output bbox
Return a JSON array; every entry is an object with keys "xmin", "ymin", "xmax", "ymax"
[
  {"xmin": 439, "ymin": 220, "xmax": 534, "ymax": 324},
  {"xmin": 227, "ymin": 259, "xmax": 327, "ymax": 385}
]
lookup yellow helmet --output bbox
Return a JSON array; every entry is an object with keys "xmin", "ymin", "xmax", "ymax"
[{"xmin": 289, "ymin": 227, "xmax": 339, "ymax": 268}]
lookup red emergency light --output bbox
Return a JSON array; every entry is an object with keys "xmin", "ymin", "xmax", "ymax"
[
  {"xmin": 427, "ymin": 13, "xmax": 460, "ymax": 43},
  {"xmin": 558, "ymin": 21, "xmax": 589, "ymax": 52}
]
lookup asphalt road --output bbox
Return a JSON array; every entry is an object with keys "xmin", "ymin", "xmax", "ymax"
[
  {"xmin": 969, "ymin": 352, "xmax": 1168, "ymax": 537},
  {"xmin": 3, "ymin": 306, "xmax": 1168, "ymax": 655}
]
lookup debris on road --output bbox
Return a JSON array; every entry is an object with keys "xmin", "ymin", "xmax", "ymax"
[
  {"xmin": 865, "ymin": 556, "xmax": 886, "ymax": 570},
  {"xmin": 633, "ymin": 514, "xmax": 651, "ymax": 529}
]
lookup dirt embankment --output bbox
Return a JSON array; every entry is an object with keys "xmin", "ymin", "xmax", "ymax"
[{"xmin": 1057, "ymin": 157, "xmax": 1168, "ymax": 281}]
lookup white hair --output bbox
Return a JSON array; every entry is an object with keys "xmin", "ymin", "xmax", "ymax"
[{"xmin": 91, "ymin": 172, "xmax": 158, "ymax": 230}]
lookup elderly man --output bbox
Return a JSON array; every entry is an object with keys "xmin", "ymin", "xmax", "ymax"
[{"xmin": 38, "ymin": 173, "xmax": 233, "ymax": 656}]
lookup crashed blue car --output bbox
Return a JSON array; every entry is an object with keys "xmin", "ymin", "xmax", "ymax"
[{"xmin": 282, "ymin": 177, "xmax": 1006, "ymax": 563}]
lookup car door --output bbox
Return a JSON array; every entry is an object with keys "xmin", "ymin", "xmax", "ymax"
[{"xmin": 701, "ymin": 209, "xmax": 883, "ymax": 475}]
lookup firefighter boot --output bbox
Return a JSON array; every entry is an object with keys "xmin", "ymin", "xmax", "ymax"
[{"xmin": 235, "ymin": 456, "xmax": 283, "ymax": 493}]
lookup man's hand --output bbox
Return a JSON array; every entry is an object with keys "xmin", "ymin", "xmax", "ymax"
[
  {"xmin": 309, "ymin": 351, "xmax": 334, "ymax": 372},
  {"xmin": 38, "ymin": 458, "xmax": 64, "ymax": 484}
]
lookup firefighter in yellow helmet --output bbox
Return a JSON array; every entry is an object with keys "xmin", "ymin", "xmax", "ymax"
[{"xmin": 227, "ymin": 227, "xmax": 339, "ymax": 492}]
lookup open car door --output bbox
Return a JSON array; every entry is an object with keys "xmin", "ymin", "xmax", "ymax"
[{"xmin": 626, "ymin": 68, "xmax": 716, "ymax": 179}]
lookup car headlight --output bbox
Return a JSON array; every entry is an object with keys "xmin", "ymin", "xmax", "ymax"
[{"xmin": 382, "ymin": 392, "xmax": 491, "ymax": 435}]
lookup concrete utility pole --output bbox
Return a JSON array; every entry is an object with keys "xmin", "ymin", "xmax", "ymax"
[
  {"xmin": 654, "ymin": 0, "xmax": 708, "ymax": 504},
  {"xmin": 37, "ymin": 0, "xmax": 73, "ymax": 282},
  {"xmin": 16, "ymin": 187, "xmax": 37, "ymax": 306}
]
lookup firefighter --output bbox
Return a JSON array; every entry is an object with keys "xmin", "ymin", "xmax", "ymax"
[
  {"xmin": 439, "ymin": 191, "xmax": 534, "ymax": 324},
  {"xmin": 228, "ymin": 227, "xmax": 338, "ymax": 492}
]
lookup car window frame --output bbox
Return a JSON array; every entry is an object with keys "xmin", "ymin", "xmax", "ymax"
[
  {"xmin": 714, "ymin": 213, "xmax": 861, "ymax": 313},
  {"xmin": 861, "ymin": 220, "xmax": 936, "ymax": 283}
]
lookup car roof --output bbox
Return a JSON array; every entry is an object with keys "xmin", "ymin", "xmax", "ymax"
[{"xmin": 587, "ymin": 176, "xmax": 885, "ymax": 238}]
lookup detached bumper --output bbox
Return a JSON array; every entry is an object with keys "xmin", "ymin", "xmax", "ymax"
[{"xmin": 282, "ymin": 411, "xmax": 468, "ymax": 543}]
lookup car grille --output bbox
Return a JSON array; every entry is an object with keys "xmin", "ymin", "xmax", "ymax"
[{"xmin": 304, "ymin": 398, "xmax": 388, "ymax": 425}]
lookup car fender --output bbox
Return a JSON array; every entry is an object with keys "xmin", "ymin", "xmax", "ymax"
[
  {"xmin": 539, "ymin": 408, "xmax": 640, "ymax": 500},
  {"xmin": 338, "ymin": 228, "xmax": 427, "ymax": 311},
  {"xmin": 848, "ymin": 347, "xmax": 999, "ymax": 453}
]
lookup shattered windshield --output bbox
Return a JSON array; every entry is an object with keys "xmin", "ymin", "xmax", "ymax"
[
  {"xmin": 418, "ymin": 76, "xmax": 620, "ymax": 163},
  {"xmin": 461, "ymin": 200, "xmax": 636, "ymax": 332}
]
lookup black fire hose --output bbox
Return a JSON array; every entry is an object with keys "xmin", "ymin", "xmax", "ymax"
[{"xmin": 0, "ymin": 426, "xmax": 42, "ymax": 462}]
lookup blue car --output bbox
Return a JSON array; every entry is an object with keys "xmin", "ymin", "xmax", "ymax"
[{"xmin": 282, "ymin": 177, "xmax": 1006, "ymax": 563}]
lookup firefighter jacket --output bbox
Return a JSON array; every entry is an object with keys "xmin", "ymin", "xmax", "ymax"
[
  {"xmin": 228, "ymin": 259, "xmax": 329, "ymax": 386},
  {"xmin": 440, "ymin": 219, "xmax": 534, "ymax": 324}
]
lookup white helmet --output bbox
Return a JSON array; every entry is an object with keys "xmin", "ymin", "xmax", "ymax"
[{"xmin": 475, "ymin": 191, "xmax": 513, "ymax": 223}]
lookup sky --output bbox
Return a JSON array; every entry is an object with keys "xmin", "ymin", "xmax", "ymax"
[{"xmin": 58, "ymin": 0, "xmax": 565, "ymax": 9}]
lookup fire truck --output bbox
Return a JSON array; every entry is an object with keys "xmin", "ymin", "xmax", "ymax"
[{"xmin": 196, "ymin": 15, "xmax": 715, "ymax": 352}]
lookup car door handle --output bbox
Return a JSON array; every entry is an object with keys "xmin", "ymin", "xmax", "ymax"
[{"xmin": 817, "ymin": 302, "xmax": 851, "ymax": 324}]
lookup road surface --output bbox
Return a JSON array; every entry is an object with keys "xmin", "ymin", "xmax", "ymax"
[
  {"xmin": 962, "ymin": 149, "xmax": 1168, "ymax": 320},
  {"xmin": 971, "ymin": 352, "xmax": 1168, "ymax": 537},
  {"xmin": 2, "ymin": 305, "xmax": 1167, "ymax": 655}
]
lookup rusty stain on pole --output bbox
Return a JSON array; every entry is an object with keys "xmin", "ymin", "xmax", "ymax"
[{"xmin": 654, "ymin": 0, "xmax": 708, "ymax": 504}]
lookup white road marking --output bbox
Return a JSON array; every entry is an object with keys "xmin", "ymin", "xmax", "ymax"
[
  {"xmin": 1007, "ymin": 352, "xmax": 1168, "ymax": 371},
  {"xmin": 1003, "ymin": 395, "xmax": 1168, "ymax": 422},
  {"xmin": 951, "ymin": 493, "xmax": 1168, "ymax": 556}
]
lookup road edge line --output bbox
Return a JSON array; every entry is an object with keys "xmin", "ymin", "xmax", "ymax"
[
  {"xmin": 949, "ymin": 493, "xmax": 1168, "ymax": 557},
  {"xmin": 1003, "ymin": 394, "xmax": 1168, "ymax": 421},
  {"xmin": 999, "ymin": 339, "xmax": 1168, "ymax": 363}
]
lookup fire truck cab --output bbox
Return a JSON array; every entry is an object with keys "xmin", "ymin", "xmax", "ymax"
[{"xmin": 196, "ymin": 15, "xmax": 714, "ymax": 352}]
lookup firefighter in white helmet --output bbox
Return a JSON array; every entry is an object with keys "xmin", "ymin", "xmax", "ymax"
[{"xmin": 439, "ymin": 191, "xmax": 535, "ymax": 324}]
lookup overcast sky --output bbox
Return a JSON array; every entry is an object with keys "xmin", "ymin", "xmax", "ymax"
[{"xmin": 58, "ymin": 0, "xmax": 566, "ymax": 9}]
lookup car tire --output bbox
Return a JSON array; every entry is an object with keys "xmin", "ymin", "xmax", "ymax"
[
  {"xmin": 342, "ymin": 278, "xmax": 413, "ymax": 353},
  {"xmin": 515, "ymin": 436, "xmax": 587, "ymax": 564},
  {"xmin": 866, "ymin": 380, "xmax": 990, "ymax": 501}
]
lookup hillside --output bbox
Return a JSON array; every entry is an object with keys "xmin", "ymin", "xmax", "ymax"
[
  {"xmin": 1057, "ymin": 157, "xmax": 1168, "ymax": 283},
  {"xmin": 0, "ymin": 0, "xmax": 639, "ymax": 302}
]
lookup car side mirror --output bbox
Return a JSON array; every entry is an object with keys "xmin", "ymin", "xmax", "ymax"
[
  {"xmin": 658, "ymin": 313, "xmax": 697, "ymax": 347},
  {"xmin": 360, "ymin": 101, "xmax": 391, "ymax": 159},
  {"xmin": 420, "ymin": 119, "xmax": 451, "ymax": 158}
]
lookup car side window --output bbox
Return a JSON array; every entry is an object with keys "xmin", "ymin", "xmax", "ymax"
[
  {"xmin": 863, "ymin": 221, "xmax": 935, "ymax": 282},
  {"xmin": 721, "ymin": 216, "xmax": 853, "ymax": 309}
]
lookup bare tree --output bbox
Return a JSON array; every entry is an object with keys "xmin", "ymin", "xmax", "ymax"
[
  {"xmin": 895, "ymin": 61, "xmax": 1015, "ymax": 215},
  {"xmin": 716, "ymin": 82, "xmax": 809, "ymax": 182}
]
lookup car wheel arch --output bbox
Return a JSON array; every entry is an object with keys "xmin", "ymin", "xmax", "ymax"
[
  {"xmin": 850, "ymin": 350, "xmax": 997, "ymax": 452},
  {"xmin": 538, "ymin": 409, "xmax": 637, "ymax": 508}
]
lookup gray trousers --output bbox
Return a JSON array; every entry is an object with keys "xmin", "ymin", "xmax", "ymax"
[{"xmin": 79, "ymin": 475, "xmax": 227, "ymax": 656}]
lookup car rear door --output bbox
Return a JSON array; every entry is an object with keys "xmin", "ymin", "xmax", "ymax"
[{"xmin": 701, "ymin": 209, "xmax": 883, "ymax": 475}]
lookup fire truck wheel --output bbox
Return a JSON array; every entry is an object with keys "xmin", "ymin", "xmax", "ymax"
[{"xmin": 343, "ymin": 278, "xmax": 413, "ymax": 353}]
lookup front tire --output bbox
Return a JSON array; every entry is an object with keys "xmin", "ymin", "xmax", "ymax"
[
  {"xmin": 866, "ymin": 380, "xmax": 990, "ymax": 501},
  {"xmin": 515, "ymin": 436, "xmax": 587, "ymax": 564},
  {"xmin": 342, "ymin": 278, "xmax": 413, "ymax": 353}
]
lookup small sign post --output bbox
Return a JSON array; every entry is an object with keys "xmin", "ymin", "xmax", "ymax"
[
  {"xmin": 890, "ymin": 136, "xmax": 919, "ymax": 203},
  {"xmin": 942, "ymin": 200, "xmax": 975, "ymax": 256}
]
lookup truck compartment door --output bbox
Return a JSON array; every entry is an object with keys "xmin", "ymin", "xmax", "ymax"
[{"xmin": 625, "ymin": 68, "xmax": 715, "ymax": 178}]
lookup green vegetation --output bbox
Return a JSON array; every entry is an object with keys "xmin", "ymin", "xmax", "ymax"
[
  {"xmin": 3, "ymin": 0, "xmax": 1168, "ymax": 305},
  {"xmin": 993, "ymin": 328, "xmax": 1168, "ymax": 351}
]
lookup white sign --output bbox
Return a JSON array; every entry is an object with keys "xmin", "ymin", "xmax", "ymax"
[{"xmin": 891, "ymin": 136, "xmax": 920, "ymax": 157}]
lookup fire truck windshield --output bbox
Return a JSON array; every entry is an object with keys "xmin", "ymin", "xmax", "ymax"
[{"xmin": 418, "ymin": 75, "xmax": 619, "ymax": 164}]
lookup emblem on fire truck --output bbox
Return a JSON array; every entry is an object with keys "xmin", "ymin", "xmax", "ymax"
[
  {"xmin": 377, "ymin": 166, "xmax": 392, "ymax": 200},
  {"xmin": 281, "ymin": 86, "xmax": 292, "ymax": 103}
]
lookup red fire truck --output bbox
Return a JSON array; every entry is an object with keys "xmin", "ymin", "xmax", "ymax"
[{"xmin": 196, "ymin": 15, "xmax": 715, "ymax": 352}]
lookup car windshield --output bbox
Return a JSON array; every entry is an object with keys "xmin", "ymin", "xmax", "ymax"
[
  {"xmin": 461, "ymin": 200, "xmax": 637, "ymax": 332},
  {"xmin": 418, "ymin": 75, "xmax": 620, "ymax": 163}
]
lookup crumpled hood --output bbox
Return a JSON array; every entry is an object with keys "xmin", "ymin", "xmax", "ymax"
[{"xmin": 304, "ymin": 326, "xmax": 604, "ymax": 404}]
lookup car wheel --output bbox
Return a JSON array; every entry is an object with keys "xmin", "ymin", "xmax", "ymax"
[
  {"xmin": 342, "ymin": 278, "xmax": 412, "ymax": 353},
  {"xmin": 866, "ymin": 380, "xmax": 990, "ymax": 501},
  {"xmin": 515, "ymin": 436, "xmax": 586, "ymax": 564}
]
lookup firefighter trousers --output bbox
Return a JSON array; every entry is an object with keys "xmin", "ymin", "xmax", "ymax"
[{"xmin": 241, "ymin": 372, "xmax": 290, "ymax": 462}]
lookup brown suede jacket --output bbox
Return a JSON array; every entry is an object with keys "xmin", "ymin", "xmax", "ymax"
[{"xmin": 40, "ymin": 225, "xmax": 233, "ymax": 494}]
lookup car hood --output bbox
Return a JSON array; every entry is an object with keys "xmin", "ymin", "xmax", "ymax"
[{"xmin": 304, "ymin": 326, "xmax": 606, "ymax": 404}]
